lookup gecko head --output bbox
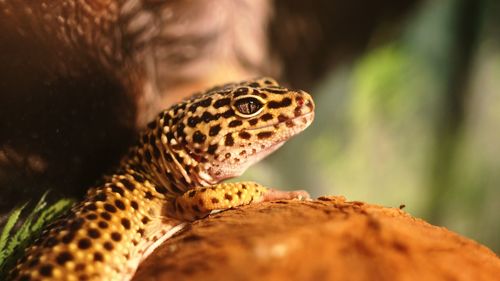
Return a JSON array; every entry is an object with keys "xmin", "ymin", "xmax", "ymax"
[{"xmin": 170, "ymin": 77, "xmax": 315, "ymax": 185}]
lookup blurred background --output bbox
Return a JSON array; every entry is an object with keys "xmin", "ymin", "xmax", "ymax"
[
  {"xmin": 245, "ymin": 0, "xmax": 500, "ymax": 254},
  {"xmin": 0, "ymin": 0, "xmax": 498, "ymax": 254}
]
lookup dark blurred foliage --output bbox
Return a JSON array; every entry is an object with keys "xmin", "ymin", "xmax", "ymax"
[{"xmin": 271, "ymin": 0, "xmax": 417, "ymax": 87}]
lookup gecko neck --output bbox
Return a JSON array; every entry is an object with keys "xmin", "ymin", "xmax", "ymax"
[{"xmin": 121, "ymin": 133, "xmax": 204, "ymax": 198}]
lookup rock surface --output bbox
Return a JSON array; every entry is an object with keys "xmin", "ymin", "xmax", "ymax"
[{"xmin": 132, "ymin": 196, "xmax": 500, "ymax": 281}]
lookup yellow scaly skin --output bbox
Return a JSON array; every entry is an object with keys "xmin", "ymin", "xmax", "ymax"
[{"xmin": 9, "ymin": 78, "xmax": 315, "ymax": 281}]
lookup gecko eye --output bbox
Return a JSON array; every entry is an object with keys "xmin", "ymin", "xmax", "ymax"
[{"xmin": 233, "ymin": 96, "xmax": 265, "ymax": 117}]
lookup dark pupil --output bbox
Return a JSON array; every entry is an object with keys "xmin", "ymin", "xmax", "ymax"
[{"xmin": 234, "ymin": 97, "xmax": 263, "ymax": 115}]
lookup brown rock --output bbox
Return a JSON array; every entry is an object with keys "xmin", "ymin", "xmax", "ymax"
[{"xmin": 133, "ymin": 196, "xmax": 500, "ymax": 281}]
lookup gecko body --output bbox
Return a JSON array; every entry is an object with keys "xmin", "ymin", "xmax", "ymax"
[{"xmin": 9, "ymin": 78, "xmax": 315, "ymax": 281}]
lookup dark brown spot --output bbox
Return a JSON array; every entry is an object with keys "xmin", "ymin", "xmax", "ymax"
[
  {"xmin": 222, "ymin": 109, "xmax": 235, "ymax": 118},
  {"xmin": 86, "ymin": 213, "xmax": 97, "ymax": 220},
  {"xmin": 229, "ymin": 120, "xmax": 243, "ymax": 127},
  {"xmin": 260, "ymin": 113, "xmax": 273, "ymax": 121},
  {"xmin": 278, "ymin": 114, "xmax": 289, "ymax": 122},
  {"xmin": 77, "ymin": 238, "xmax": 91, "ymax": 249},
  {"xmin": 84, "ymin": 203, "xmax": 97, "ymax": 211},
  {"xmin": 114, "ymin": 199, "xmax": 126, "ymax": 210},
  {"xmin": 56, "ymin": 252, "xmax": 73, "ymax": 265},
  {"xmin": 188, "ymin": 190, "xmax": 196, "ymax": 197},
  {"xmin": 188, "ymin": 102, "xmax": 200, "ymax": 112},
  {"xmin": 211, "ymin": 198, "xmax": 219, "ymax": 204},
  {"xmin": 224, "ymin": 134, "xmax": 234, "ymax": 146},
  {"xmin": 155, "ymin": 186, "xmax": 168, "ymax": 194},
  {"xmin": 102, "ymin": 242, "xmax": 113, "ymax": 251},
  {"xmin": 213, "ymin": 97, "xmax": 231, "ymax": 108},
  {"xmin": 88, "ymin": 228, "xmax": 100, "ymax": 239},
  {"xmin": 207, "ymin": 144, "xmax": 218, "ymax": 154},
  {"xmin": 121, "ymin": 179, "xmax": 135, "ymax": 191},
  {"xmin": 200, "ymin": 97, "xmax": 212, "ymax": 107},
  {"xmin": 268, "ymin": 97, "xmax": 292, "ymax": 109},
  {"xmin": 238, "ymin": 131, "xmax": 251, "ymax": 139},
  {"xmin": 193, "ymin": 131, "xmax": 206, "ymax": 144},
  {"xmin": 248, "ymin": 118, "xmax": 258, "ymax": 125},
  {"xmin": 201, "ymin": 111, "xmax": 219, "ymax": 123},
  {"xmin": 209, "ymin": 124, "xmax": 222, "ymax": 136},
  {"xmin": 75, "ymin": 263, "xmax": 86, "ymax": 272},
  {"xmin": 187, "ymin": 116, "xmax": 200, "ymax": 128},
  {"xmin": 145, "ymin": 191, "xmax": 154, "ymax": 200},
  {"xmin": 62, "ymin": 232, "xmax": 75, "ymax": 244},
  {"xmin": 263, "ymin": 79, "xmax": 275, "ymax": 85},
  {"xmin": 294, "ymin": 106, "xmax": 302, "ymax": 117},
  {"xmin": 234, "ymin": 87, "xmax": 249, "ymax": 97},
  {"xmin": 257, "ymin": 90, "xmax": 269, "ymax": 98},
  {"xmin": 132, "ymin": 172, "xmax": 145, "ymax": 183},
  {"xmin": 121, "ymin": 218, "xmax": 131, "ymax": 229},
  {"xmin": 141, "ymin": 216, "xmax": 150, "ymax": 224},
  {"xmin": 237, "ymin": 191, "xmax": 243, "ymax": 198},
  {"xmin": 225, "ymin": 194, "xmax": 233, "ymax": 201},
  {"xmin": 257, "ymin": 131, "xmax": 274, "ymax": 139},
  {"xmin": 225, "ymin": 153, "xmax": 231, "ymax": 159},
  {"xmin": 39, "ymin": 265, "xmax": 53, "ymax": 277},
  {"xmin": 94, "ymin": 252, "xmax": 104, "ymax": 262},
  {"xmin": 94, "ymin": 193, "xmax": 107, "ymax": 201},
  {"xmin": 100, "ymin": 212, "xmax": 111, "ymax": 220},
  {"xmin": 98, "ymin": 221, "xmax": 109, "ymax": 229},
  {"xmin": 239, "ymin": 150, "xmax": 246, "ymax": 156},
  {"xmin": 111, "ymin": 232, "xmax": 122, "ymax": 242},
  {"xmin": 104, "ymin": 203, "xmax": 116, "ymax": 213},
  {"xmin": 131, "ymin": 201, "xmax": 139, "ymax": 210},
  {"xmin": 138, "ymin": 228, "xmax": 145, "ymax": 236},
  {"xmin": 110, "ymin": 185, "xmax": 124, "ymax": 196}
]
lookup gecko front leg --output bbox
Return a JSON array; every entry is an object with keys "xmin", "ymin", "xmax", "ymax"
[{"xmin": 168, "ymin": 182, "xmax": 310, "ymax": 221}]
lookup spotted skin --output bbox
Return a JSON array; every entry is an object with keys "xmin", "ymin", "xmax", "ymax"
[{"xmin": 9, "ymin": 78, "xmax": 315, "ymax": 281}]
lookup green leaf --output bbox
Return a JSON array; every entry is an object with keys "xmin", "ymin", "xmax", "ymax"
[
  {"xmin": 0, "ymin": 203, "xmax": 27, "ymax": 265},
  {"xmin": 30, "ymin": 198, "xmax": 73, "ymax": 233},
  {"xmin": 0, "ymin": 191, "xmax": 74, "ymax": 278}
]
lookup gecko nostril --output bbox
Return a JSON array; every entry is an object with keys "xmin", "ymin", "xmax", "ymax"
[{"xmin": 296, "ymin": 96, "xmax": 305, "ymax": 107}]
